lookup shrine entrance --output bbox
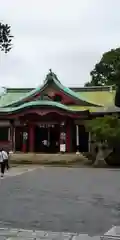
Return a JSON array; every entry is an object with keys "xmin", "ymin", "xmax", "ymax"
[{"xmin": 34, "ymin": 123, "xmax": 60, "ymax": 153}]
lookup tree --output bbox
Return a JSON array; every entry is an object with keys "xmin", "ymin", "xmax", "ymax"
[
  {"xmin": 88, "ymin": 115, "xmax": 120, "ymax": 144},
  {"xmin": 85, "ymin": 48, "xmax": 120, "ymax": 87},
  {"xmin": 0, "ymin": 22, "xmax": 13, "ymax": 53},
  {"xmin": 87, "ymin": 115, "xmax": 120, "ymax": 166}
]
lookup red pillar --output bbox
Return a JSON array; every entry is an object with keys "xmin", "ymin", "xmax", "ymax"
[
  {"xmin": 66, "ymin": 122, "xmax": 71, "ymax": 152},
  {"xmin": 22, "ymin": 141, "xmax": 26, "ymax": 152},
  {"xmin": 10, "ymin": 120, "xmax": 15, "ymax": 152},
  {"xmin": 29, "ymin": 124, "xmax": 34, "ymax": 152}
]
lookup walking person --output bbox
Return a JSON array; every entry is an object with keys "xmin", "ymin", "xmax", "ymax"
[
  {"xmin": 0, "ymin": 149, "xmax": 5, "ymax": 178},
  {"xmin": 1, "ymin": 149, "xmax": 9, "ymax": 171}
]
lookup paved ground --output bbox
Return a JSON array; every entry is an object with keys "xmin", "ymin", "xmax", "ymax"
[
  {"xmin": 0, "ymin": 227, "xmax": 102, "ymax": 240},
  {"xmin": 0, "ymin": 166, "xmax": 119, "ymax": 237}
]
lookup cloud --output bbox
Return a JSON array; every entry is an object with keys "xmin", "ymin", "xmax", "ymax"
[{"xmin": 0, "ymin": 0, "xmax": 120, "ymax": 87}]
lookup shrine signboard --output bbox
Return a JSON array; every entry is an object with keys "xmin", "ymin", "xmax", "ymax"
[{"xmin": 38, "ymin": 124, "xmax": 55, "ymax": 128}]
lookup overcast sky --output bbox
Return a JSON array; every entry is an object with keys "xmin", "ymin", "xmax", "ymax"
[{"xmin": 0, "ymin": 0, "xmax": 120, "ymax": 87}]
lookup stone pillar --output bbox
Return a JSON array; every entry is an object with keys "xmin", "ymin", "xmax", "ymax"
[
  {"xmin": 60, "ymin": 122, "xmax": 66, "ymax": 153},
  {"xmin": 29, "ymin": 124, "xmax": 35, "ymax": 152},
  {"xmin": 66, "ymin": 122, "xmax": 71, "ymax": 152},
  {"xmin": 76, "ymin": 125, "xmax": 80, "ymax": 154}
]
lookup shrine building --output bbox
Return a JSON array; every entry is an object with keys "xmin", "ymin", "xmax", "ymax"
[{"xmin": 0, "ymin": 70, "xmax": 116, "ymax": 153}]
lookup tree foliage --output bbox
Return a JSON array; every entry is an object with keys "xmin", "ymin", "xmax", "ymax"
[
  {"xmin": 0, "ymin": 22, "xmax": 13, "ymax": 53},
  {"xmin": 85, "ymin": 48, "xmax": 120, "ymax": 87},
  {"xmin": 87, "ymin": 115, "xmax": 120, "ymax": 146}
]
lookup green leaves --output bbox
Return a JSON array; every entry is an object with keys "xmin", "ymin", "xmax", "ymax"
[
  {"xmin": 87, "ymin": 115, "xmax": 120, "ymax": 146},
  {"xmin": 85, "ymin": 47, "xmax": 120, "ymax": 87},
  {"xmin": 0, "ymin": 23, "xmax": 13, "ymax": 53}
]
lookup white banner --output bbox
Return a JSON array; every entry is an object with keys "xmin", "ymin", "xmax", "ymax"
[{"xmin": 60, "ymin": 144, "xmax": 66, "ymax": 152}]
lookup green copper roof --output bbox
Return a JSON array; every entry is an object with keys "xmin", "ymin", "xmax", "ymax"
[
  {"xmin": 0, "ymin": 70, "xmax": 102, "ymax": 108},
  {"xmin": 0, "ymin": 71, "xmax": 115, "ymax": 112},
  {"xmin": 0, "ymin": 92, "xmax": 28, "ymax": 107},
  {"xmin": 0, "ymin": 100, "xmax": 88, "ymax": 114},
  {"xmin": 77, "ymin": 91, "xmax": 115, "ymax": 105},
  {"xmin": 68, "ymin": 106, "xmax": 102, "ymax": 112},
  {"xmin": 68, "ymin": 90, "xmax": 115, "ymax": 112},
  {"xmin": 0, "ymin": 88, "xmax": 115, "ymax": 113},
  {"xmin": 43, "ymin": 71, "xmax": 102, "ymax": 107}
]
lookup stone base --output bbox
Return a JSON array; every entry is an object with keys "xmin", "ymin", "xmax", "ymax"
[
  {"xmin": 93, "ymin": 159, "xmax": 106, "ymax": 167},
  {"xmin": 101, "ymin": 226, "xmax": 120, "ymax": 240},
  {"xmin": 9, "ymin": 153, "xmax": 85, "ymax": 165}
]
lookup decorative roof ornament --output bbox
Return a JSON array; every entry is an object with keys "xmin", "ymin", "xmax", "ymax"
[
  {"xmin": 44, "ymin": 69, "xmax": 61, "ymax": 84},
  {"xmin": 0, "ymin": 87, "xmax": 7, "ymax": 97},
  {"xmin": 49, "ymin": 69, "xmax": 52, "ymax": 74}
]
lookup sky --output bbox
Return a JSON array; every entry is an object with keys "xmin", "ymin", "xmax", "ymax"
[{"xmin": 0, "ymin": 0, "xmax": 120, "ymax": 88}]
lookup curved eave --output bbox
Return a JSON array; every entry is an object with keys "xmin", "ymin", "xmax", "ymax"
[
  {"xmin": 3, "ymin": 74, "xmax": 102, "ymax": 108},
  {"xmin": 57, "ymin": 81, "xmax": 102, "ymax": 107},
  {"xmin": 90, "ymin": 105, "xmax": 120, "ymax": 117},
  {"xmin": 0, "ymin": 100, "xmax": 89, "ymax": 116},
  {"xmin": 3, "ymin": 82, "xmax": 47, "ymax": 108}
]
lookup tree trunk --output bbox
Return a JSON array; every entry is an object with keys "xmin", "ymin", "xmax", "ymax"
[{"xmin": 115, "ymin": 86, "xmax": 120, "ymax": 107}]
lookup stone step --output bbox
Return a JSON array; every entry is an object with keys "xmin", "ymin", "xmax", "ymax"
[{"xmin": 9, "ymin": 153, "xmax": 86, "ymax": 165}]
